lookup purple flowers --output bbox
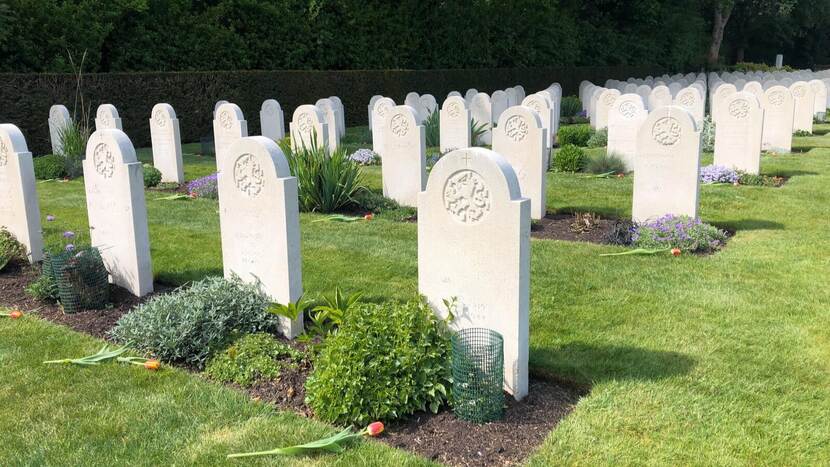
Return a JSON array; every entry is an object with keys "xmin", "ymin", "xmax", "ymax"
[
  {"xmin": 633, "ymin": 214, "xmax": 727, "ymax": 253},
  {"xmin": 63, "ymin": 231, "xmax": 75, "ymax": 239},
  {"xmin": 65, "ymin": 244, "xmax": 75, "ymax": 252},
  {"xmin": 348, "ymin": 148, "xmax": 379, "ymax": 165},
  {"xmin": 46, "ymin": 215, "xmax": 55, "ymax": 222},
  {"xmin": 186, "ymin": 173, "xmax": 219, "ymax": 199},
  {"xmin": 700, "ymin": 165, "xmax": 739, "ymax": 184}
]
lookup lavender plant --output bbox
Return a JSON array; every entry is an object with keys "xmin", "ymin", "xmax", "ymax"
[
  {"xmin": 700, "ymin": 165, "xmax": 739, "ymax": 184},
  {"xmin": 348, "ymin": 148, "xmax": 379, "ymax": 165},
  {"xmin": 633, "ymin": 214, "xmax": 727, "ymax": 253},
  {"xmin": 187, "ymin": 173, "xmax": 219, "ymax": 199}
]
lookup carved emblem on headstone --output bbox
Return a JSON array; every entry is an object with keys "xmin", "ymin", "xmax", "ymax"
[
  {"xmin": 448, "ymin": 102, "xmax": 461, "ymax": 118},
  {"xmin": 297, "ymin": 112, "xmax": 313, "ymax": 133},
  {"xmin": 153, "ymin": 109, "xmax": 166, "ymax": 128},
  {"xmin": 93, "ymin": 143, "xmax": 115, "ymax": 178},
  {"xmin": 233, "ymin": 153, "xmax": 264, "ymax": 198},
  {"xmin": 504, "ymin": 115, "xmax": 528, "ymax": 142},
  {"xmin": 728, "ymin": 99, "xmax": 750, "ymax": 119},
  {"xmin": 679, "ymin": 92, "xmax": 695, "ymax": 107},
  {"xmin": 390, "ymin": 113, "xmax": 409, "ymax": 137},
  {"xmin": 0, "ymin": 138, "xmax": 8, "ymax": 167},
  {"xmin": 219, "ymin": 110, "xmax": 233, "ymax": 129},
  {"xmin": 619, "ymin": 101, "xmax": 638, "ymax": 118},
  {"xmin": 443, "ymin": 170, "xmax": 491, "ymax": 224},
  {"xmin": 652, "ymin": 117, "xmax": 681, "ymax": 146},
  {"xmin": 768, "ymin": 91, "xmax": 785, "ymax": 106}
]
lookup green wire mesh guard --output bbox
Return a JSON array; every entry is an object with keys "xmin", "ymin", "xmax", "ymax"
[
  {"xmin": 451, "ymin": 328, "xmax": 504, "ymax": 423},
  {"xmin": 46, "ymin": 248, "xmax": 109, "ymax": 314}
]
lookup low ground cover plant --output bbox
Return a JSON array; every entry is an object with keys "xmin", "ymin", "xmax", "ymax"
[
  {"xmin": 633, "ymin": 214, "xmax": 727, "ymax": 253},
  {"xmin": 586, "ymin": 127, "xmax": 607, "ymax": 148},
  {"xmin": 702, "ymin": 115, "xmax": 715, "ymax": 152},
  {"xmin": 700, "ymin": 165, "xmax": 739, "ymax": 184},
  {"xmin": 143, "ymin": 164, "xmax": 162, "ymax": 188},
  {"xmin": 110, "ymin": 277, "xmax": 278, "ymax": 368},
  {"xmin": 187, "ymin": 173, "xmax": 218, "ymax": 198},
  {"xmin": 585, "ymin": 152, "xmax": 626, "ymax": 174},
  {"xmin": 205, "ymin": 333, "xmax": 303, "ymax": 387},
  {"xmin": 347, "ymin": 148, "xmax": 379, "ymax": 165},
  {"xmin": 305, "ymin": 297, "xmax": 452, "ymax": 425},
  {"xmin": 0, "ymin": 228, "xmax": 26, "ymax": 271}
]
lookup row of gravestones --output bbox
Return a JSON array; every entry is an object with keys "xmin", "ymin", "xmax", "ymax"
[{"xmin": 0, "ymin": 117, "xmax": 532, "ymax": 400}]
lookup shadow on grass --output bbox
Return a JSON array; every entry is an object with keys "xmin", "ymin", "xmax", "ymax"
[
  {"xmin": 554, "ymin": 206, "xmax": 627, "ymax": 220},
  {"xmin": 766, "ymin": 169, "xmax": 819, "ymax": 177},
  {"xmin": 155, "ymin": 269, "xmax": 223, "ymax": 287},
  {"xmin": 530, "ymin": 342, "xmax": 696, "ymax": 386},
  {"xmin": 713, "ymin": 218, "xmax": 785, "ymax": 231}
]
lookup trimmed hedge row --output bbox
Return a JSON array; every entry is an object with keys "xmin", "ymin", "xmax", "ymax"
[{"xmin": 0, "ymin": 66, "xmax": 664, "ymax": 155}]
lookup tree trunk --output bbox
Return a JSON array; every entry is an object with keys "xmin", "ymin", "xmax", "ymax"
[{"xmin": 707, "ymin": 5, "xmax": 734, "ymax": 67}]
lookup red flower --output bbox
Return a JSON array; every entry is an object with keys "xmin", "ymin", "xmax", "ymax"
[
  {"xmin": 364, "ymin": 213, "xmax": 374, "ymax": 221},
  {"xmin": 671, "ymin": 248, "xmax": 681, "ymax": 257},
  {"xmin": 366, "ymin": 421, "xmax": 384, "ymax": 437},
  {"xmin": 189, "ymin": 192, "xmax": 197, "ymax": 199},
  {"xmin": 10, "ymin": 310, "xmax": 23, "ymax": 319},
  {"xmin": 616, "ymin": 173, "xmax": 625, "ymax": 178}
]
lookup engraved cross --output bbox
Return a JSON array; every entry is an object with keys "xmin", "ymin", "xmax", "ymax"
[{"xmin": 462, "ymin": 153, "xmax": 473, "ymax": 167}]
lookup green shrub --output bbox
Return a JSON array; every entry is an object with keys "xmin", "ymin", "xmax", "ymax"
[
  {"xmin": 586, "ymin": 127, "xmax": 607, "ymax": 148},
  {"xmin": 702, "ymin": 115, "xmax": 715, "ymax": 152},
  {"xmin": 143, "ymin": 164, "xmax": 162, "ymax": 188},
  {"xmin": 205, "ymin": 333, "xmax": 303, "ymax": 387},
  {"xmin": 56, "ymin": 121, "xmax": 90, "ymax": 178},
  {"xmin": 33, "ymin": 155, "xmax": 67, "ymax": 180},
  {"xmin": 424, "ymin": 110, "xmax": 440, "ymax": 147},
  {"xmin": 793, "ymin": 129, "xmax": 811, "ymax": 137},
  {"xmin": 560, "ymin": 95, "xmax": 582, "ymax": 118},
  {"xmin": 553, "ymin": 144, "xmax": 587, "ymax": 172},
  {"xmin": 110, "ymin": 277, "xmax": 278, "ymax": 368},
  {"xmin": 278, "ymin": 139, "xmax": 366, "ymax": 213},
  {"xmin": 25, "ymin": 273, "xmax": 59, "ymax": 301},
  {"xmin": 349, "ymin": 190, "xmax": 415, "ymax": 220},
  {"xmin": 471, "ymin": 118, "xmax": 489, "ymax": 147},
  {"xmin": 585, "ymin": 151, "xmax": 626, "ymax": 174},
  {"xmin": 0, "ymin": 229, "xmax": 26, "ymax": 271},
  {"xmin": 738, "ymin": 172, "xmax": 786, "ymax": 187},
  {"xmin": 305, "ymin": 297, "xmax": 452, "ymax": 425},
  {"xmin": 557, "ymin": 124, "xmax": 593, "ymax": 147}
]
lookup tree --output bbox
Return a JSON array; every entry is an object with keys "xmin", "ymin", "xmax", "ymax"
[{"xmin": 706, "ymin": 0, "xmax": 797, "ymax": 66}]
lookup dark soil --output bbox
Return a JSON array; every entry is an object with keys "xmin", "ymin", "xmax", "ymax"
[
  {"xmin": 0, "ymin": 265, "xmax": 586, "ymax": 466},
  {"xmin": 0, "ymin": 264, "xmax": 167, "ymax": 339},
  {"xmin": 531, "ymin": 213, "xmax": 618, "ymax": 244}
]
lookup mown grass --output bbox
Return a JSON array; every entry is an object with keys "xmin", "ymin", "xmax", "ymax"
[{"xmin": 5, "ymin": 124, "xmax": 830, "ymax": 464}]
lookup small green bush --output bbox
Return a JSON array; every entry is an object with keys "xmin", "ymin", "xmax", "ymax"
[
  {"xmin": 738, "ymin": 172, "xmax": 786, "ymax": 187},
  {"xmin": 110, "ymin": 277, "xmax": 278, "ymax": 368},
  {"xmin": 585, "ymin": 152, "xmax": 626, "ymax": 174},
  {"xmin": 305, "ymin": 297, "xmax": 452, "ymax": 425},
  {"xmin": 26, "ymin": 273, "xmax": 59, "ymax": 301},
  {"xmin": 349, "ymin": 190, "xmax": 414, "ymax": 220},
  {"xmin": 205, "ymin": 333, "xmax": 303, "ymax": 387},
  {"xmin": 0, "ymin": 229, "xmax": 26, "ymax": 271},
  {"xmin": 793, "ymin": 129, "xmax": 811, "ymax": 137},
  {"xmin": 56, "ymin": 121, "xmax": 90, "ymax": 178},
  {"xmin": 424, "ymin": 110, "xmax": 440, "ymax": 147},
  {"xmin": 278, "ymin": 139, "xmax": 366, "ymax": 213},
  {"xmin": 560, "ymin": 95, "xmax": 582, "ymax": 118},
  {"xmin": 553, "ymin": 144, "xmax": 587, "ymax": 172},
  {"xmin": 143, "ymin": 164, "xmax": 162, "ymax": 188},
  {"xmin": 586, "ymin": 127, "xmax": 608, "ymax": 148},
  {"xmin": 33, "ymin": 155, "xmax": 67, "ymax": 180},
  {"xmin": 557, "ymin": 124, "xmax": 593, "ymax": 147}
]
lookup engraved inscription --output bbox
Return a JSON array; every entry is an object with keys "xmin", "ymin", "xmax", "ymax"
[
  {"xmin": 93, "ymin": 143, "xmax": 115, "ymax": 178},
  {"xmin": 728, "ymin": 99, "xmax": 750, "ymax": 119},
  {"xmin": 443, "ymin": 169, "xmax": 491, "ymax": 224},
  {"xmin": 297, "ymin": 112, "xmax": 313, "ymax": 133},
  {"xmin": 0, "ymin": 138, "xmax": 8, "ymax": 167},
  {"xmin": 390, "ymin": 113, "xmax": 409, "ymax": 137}
]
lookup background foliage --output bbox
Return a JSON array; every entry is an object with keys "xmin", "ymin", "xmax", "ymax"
[{"xmin": 0, "ymin": 0, "xmax": 827, "ymax": 74}]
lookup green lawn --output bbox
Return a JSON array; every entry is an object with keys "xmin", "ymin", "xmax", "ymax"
[{"xmin": 3, "ymin": 125, "xmax": 830, "ymax": 464}]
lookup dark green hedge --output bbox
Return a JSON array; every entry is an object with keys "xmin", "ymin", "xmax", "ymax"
[{"xmin": 0, "ymin": 66, "xmax": 664, "ymax": 155}]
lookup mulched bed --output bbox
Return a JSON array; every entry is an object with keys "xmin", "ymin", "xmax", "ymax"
[
  {"xmin": 0, "ymin": 264, "xmax": 586, "ymax": 466},
  {"xmin": 531, "ymin": 213, "xmax": 618, "ymax": 243}
]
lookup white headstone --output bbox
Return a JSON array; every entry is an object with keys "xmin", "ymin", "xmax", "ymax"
[
  {"xmin": 439, "ymin": 96, "xmax": 471, "ymax": 153},
  {"xmin": 218, "ymin": 136, "xmax": 303, "ymax": 338},
  {"xmin": 464, "ymin": 89, "xmax": 478, "ymax": 105},
  {"xmin": 632, "ymin": 106, "xmax": 701, "ymax": 223},
  {"xmin": 714, "ymin": 92, "xmax": 764, "ymax": 174},
  {"xmin": 0, "ymin": 124, "xmax": 43, "ymax": 263},
  {"xmin": 213, "ymin": 103, "xmax": 248, "ymax": 167},
  {"xmin": 95, "ymin": 104, "xmax": 122, "ymax": 131},
  {"xmin": 290, "ymin": 104, "xmax": 328, "ymax": 151},
  {"xmin": 371, "ymin": 98, "xmax": 395, "ymax": 157},
  {"xmin": 213, "ymin": 100, "xmax": 228, "ymax": 118},
  {"xmin": 381, "ymin": 105, "xmax": 426, "ymax": 207},
  {"xmin": 417, "ymin": 147, "xmax": 529, "ymax": 400},
  {"xmin": 775, "ymin": 54, "xmax": 783, "ymax": 68},
  {"xmin": 521, "ymin": 93, "xmax": 554, "ymax": 152},
  {"xmin": 149, "ymin": 103, "xmax": 184, "ymax": 184},
  {"xmin": 790, "ymin": 81, "xmax": 813, "ymax": 133},
  {"xmin": 368, "ymin": 95, "xmax": 382, "ymax": 133},
  {"xmin": 648, "ymin": 86, "xmax": 673, "ymax": 113},
  {"xmin": 712, "ymin": 83, "xmax": 738, "ymax": 124},
  {"xmin": 420, "ymin": 94, "xmax": 438, "ymax": 116},
  {"xmin": 674, "ymin": 87, "xmax": 705, "ymax": 126},
  {"xmin": 595, "ymin": 89, "xmax": 621, "ymax": 130},
  {"xmin": 48, "ymin": 105, "xmax": 71, "ymax": 155},
  {"xmin": 761, "ymin": 85, "xmax": 794, "ymax": 153},
  {"xmin": 490, "ymin": 90, "xmax": 510, "ymax": 126},
  {"xmin": 493, "ymin": 106, "xmax": 548, "ymax": 219},
  {"xmin": 260, "ymin": 99, "xmax": 286, "ymax": 142},
  {"xmin": 809, "ymin": 80, "xmax": 827, "ymax": 118},
  {"xmin": 469, "ymin": 93, "xmax": 493, "ymax": 145},
  {"xmin": 607, "ymin": 94, "xmax": 647, "ymax": 171},
  {"xmin": 315, "ymin": 99, "xmax": 341, "ymax": 150},
  {"xmin": 83, "ymin": 129, "xmax": 153, "ymax": 297},
  {"xmin": 329, "ymin": 96, "xmax": 346, "ymax": 137}
]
